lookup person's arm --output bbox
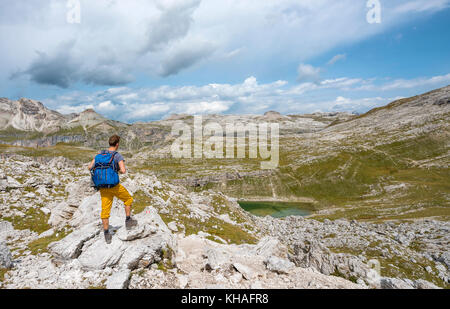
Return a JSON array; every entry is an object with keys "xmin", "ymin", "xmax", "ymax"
[
  {"xmin": 118, "ymin": 160, "xmax": 126, "ymax": 174},
  {"xmin": 88, "ymin": 158, "xmax": 95, "ymax": 171}
]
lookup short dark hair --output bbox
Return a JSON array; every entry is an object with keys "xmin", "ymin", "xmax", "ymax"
[{"xmin": 109, "ymin": 135, "xmax": 121, "ymax": 147}]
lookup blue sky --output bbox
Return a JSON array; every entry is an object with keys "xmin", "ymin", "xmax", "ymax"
[{"xmin": 0, "ymin": 0, "xmax": 449, "ymax": 122}]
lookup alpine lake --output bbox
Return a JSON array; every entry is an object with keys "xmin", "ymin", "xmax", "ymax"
[{"xmin": 237, "ymin": 200, "xmax": 314, "ymax": 218}]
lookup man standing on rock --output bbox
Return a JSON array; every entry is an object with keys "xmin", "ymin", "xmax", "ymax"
[{"xmin": 88, "ymin": 134, "xmax": 137, "ymax": 243}]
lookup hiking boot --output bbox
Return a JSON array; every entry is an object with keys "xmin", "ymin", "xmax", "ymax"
[
  {"xmin": 125, "ymin": 217, "xmax": 138, "ymax": 230},
  {"xmin": 104, "ymin": 231, "xmax": 112, "ymax": 244}
]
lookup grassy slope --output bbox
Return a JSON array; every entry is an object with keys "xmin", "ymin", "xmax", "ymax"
[
  {"xmin": 0, "ymin": 143, "xmax": 97, "ymax": 163},
  {"xmin": 2, "ymin": 129, "xmax": 448, "ymax": 222},
  {"xmin": 198, "ymin": 132, "xmax": 449, "ymax": 221}
]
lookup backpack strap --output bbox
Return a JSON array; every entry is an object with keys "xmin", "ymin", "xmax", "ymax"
[
  {"xmin": 108, "ymin": 151, "xmax": 117, "ymax": 164},
  {"xmin": 109, "ymin": 151, "xmax": 120, "ymax": 171}
]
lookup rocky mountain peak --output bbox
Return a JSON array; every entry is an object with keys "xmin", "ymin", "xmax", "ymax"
[
  {"xmin": 17, "ymin": 98, "xmax": 47, "ymax": 115},
  {"xmin": 81, "ymin": 108, "xmax": 97, "ymax": 114},
  {"xmin": 67, "ymin": 108, "xmax": 107, "ymax": 128},
  {"xmin": 164, "ymin": 113, "xmax": 191, "ymax": 121},
  {"xmin": 264, "ymin": 110, "xmax": 286, "ymax": 121},
  {"xmin": 0, "ymin": 98, "xmax": 65, "ymax": 132}
]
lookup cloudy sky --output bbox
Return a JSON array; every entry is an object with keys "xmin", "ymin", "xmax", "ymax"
[{"xmin": 1, "ymin": 0, "xmax": 450, "ymax": 122}]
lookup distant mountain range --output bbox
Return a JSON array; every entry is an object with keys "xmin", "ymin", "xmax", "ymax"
[
  {"xmin": 0, "ymin": 98, "xmax": 126, "ymax": 133},
  {"xmin": 0, "ymin": 97, "xmax": 356, "ymax": 149}
]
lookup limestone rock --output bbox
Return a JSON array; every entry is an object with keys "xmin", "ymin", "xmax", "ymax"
[
  {"xmin": 0, "ymin": 221, "xmax": 14, "ymax": 240},
  {"xmin": 51, "ymin": 207, "xmax": 175, "ymax": 271},
  {"xmin": 205, "ymin": 247, "xmax": 230, "ymax": 271},
  {"xmin": 167, "ymin": 221, "xmax": 178, "ymax": 232},
  {"xmin": 414, "ymin": 279, "xmax": 440, "ymax": 289},
  {"xmin": 232, "ymin": 263, "xmax": 255, "ymax": 280},
  {"xmin": 264, "ymin": 256, "xmax": 295, "ymax": 274},
  {"xmin": 49, "ymin": 223, "xmax": 100, "ymax": 259},
  {"xmin": 437, "ymin": 251, "xmax": 450, "ymax": 269},
  {"xmin": 380, "ymin": 277, "xmax": 415, "ymax": 289},
  {"xmin": 0, "ymin": 242, "xmax": 13, "ymax": 269},
  {"xmin": 106, "ymin": 269, "xmax": 131, "ymax": 289}
]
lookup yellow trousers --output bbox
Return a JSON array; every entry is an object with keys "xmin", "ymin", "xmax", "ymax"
[{"xmin": 99, "ymin": 184, "xmax": 133, "ymax": 219}]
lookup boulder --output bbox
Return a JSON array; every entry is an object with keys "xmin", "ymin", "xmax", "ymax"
[
  {"xmin": 205, "ymin": 248, "xmax": 229, "ymax": 271},
  {"xmin": 437, "ymin": 251, "xmax": 450, "ymax": 269},
  {"xmin": 0, "ymin": 242, "xmax": 13, "ymax": 269},
  {"xmin": 167, "ymin": 221, "xmax": 178, "ymax": 232},
  {"xmin": 50, "ymin": 207, "xmax": 175, "ymax": 271},
  {"xmin": 264, "ymin": 256, "xmax": 295, "ymax": 274},
  {"xmin": 380, "ymin": 277, "xmax": 415, "ymax": 289},
  {"xmin": 232, "ymin": 263, "xmax": 255, "ymax": 280},
  {"xmin": 106, "ymin": 269, "xmax": 131, "ymax": 289},
  {"xmin": 78, "ymin": 236, "xmax": 126, "ymax": 270},
  {"xmin": 290, "ymin": 239, "xmax": 370, "ymax": 281},
  {"xmin": 49, "ymin": 223, "xmax": 100, "ymax": 259},
  {"xmin": 6, "ymin": 176, "xmax": 21, "ymax": 189},
  {"xmin": 48, "ymin": 201, "xmax": 77, "ymax": 227},
  {"xmin": 252, "ymin": 237, "xmax": 288, "ymax": 258},
  {"xmin": 414, "ymin": 279, "xmax": 440, "ymax": 289},
  {"xmin": 0, "ymin": 221, "xmax": 14, "ymax": 240}
]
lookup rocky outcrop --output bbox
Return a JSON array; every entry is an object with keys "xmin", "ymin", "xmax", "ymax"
[
  {"xmin": 0, "ymin": 174, "xmax": 22, "ymax": 191},
  {"xmin": 164, "ymin": 234, "xmax": 361, "ymax": 289},
  {"xmin": 289, "ymin": 238, "xmax": 373, "ymax": 283},
  {"xmin": 380, "ymin": 277, "xmax": 440, "ymax": 289},
  {"xmin": 263, "ymin": 111, "xmax": 287, "ymax": 121},
  {"xmin": 49, "ymin": 186, "xmax": 176, "ymax": 271},
  {"xmin": 106, "ymin": 269, "xmax": 131, "ymax": 289},
  {"xmin": 0, "ymin": 98, "xmax": 65, "ymax": 133},
  {"xmin": 256, "ymin": 215, "xmax": 449, "ymax": 288},
  {"xmin": 0, "ymin": 242, "xmax": 13, "ymax": 269},
  {"xmin": 264, "ymin": 256, "xmax": 295, "ymax": 274}
]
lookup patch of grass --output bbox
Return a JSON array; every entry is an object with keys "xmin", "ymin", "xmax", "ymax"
[
  {"xmin": 331, "ymin": 268, "xmax": 358, "ymax": 284},
  {"xmin": 0, "ymin": 268, "xmax": 8, "ymax": 282},
  {"xmin": 324, "ymin": 233, "xmax": 337, "ymax": 239},
  {"xmin": 0, "ymin": 127, "xmax": 45, "ymax": 142},
  {"xmin": 157, "ymin": 248, "xmax": 176, "ymax": 272},
  {"xmin": 15, "ymin": 144, "xmax": 97, "ymax": 162},
  {"xmin": 132, "ymin": 190, "xmax": 153, "ymax": 215},
  {"xmin": 1, "ymin": 207, "xmax": 51, "ymax": 234},
  {"xmin": 88, "ymin": 284, "xmax": 106, "ymax": 289},
  {"xmin": 377, "ymin": 135, "xmax": 448, "ymax": 162},
  {"xmin": 48, "ymin": 126, "xmax": 85, "ymax": 136},
  {"xmin": 27, "ymin": 228, "xmax": 72, "ymax": 255}
]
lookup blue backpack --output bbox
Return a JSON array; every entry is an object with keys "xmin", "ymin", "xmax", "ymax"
[{"xmin": 91, "ymin": 150, "xmax": 120, "ymax": 189}]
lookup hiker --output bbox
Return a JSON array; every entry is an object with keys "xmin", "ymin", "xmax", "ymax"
[{"xmin": 88, "ymin": 134, "xmax": 137, "ymax": 243}]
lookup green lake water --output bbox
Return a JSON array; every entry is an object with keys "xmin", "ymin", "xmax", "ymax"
[{"xmin": 238, "ymin": 200, "xmax": 313, "ymax": 218}]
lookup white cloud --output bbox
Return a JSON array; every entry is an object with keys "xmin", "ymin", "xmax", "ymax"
[
  {"xmin": 42, "ymin": 72, "xmax": 450, "ymax": 122},
  {"xmin": 97, "ymin": 100, "xmax": 118, "ymax": 112},
  {"xmin": 2, "ymin": 0, "xmax": 449, "ymax": 90},
  {"xmin": 125, "ymin": 103, "xmax": 171, "ymax": 121},
  {"xmin": 297, "ymin": 63, "xmax": 321, "ymax": 83},
  {"xmin": 327, "ymin": 54, "xmax": 347, "ymax": 65},
  {"xmin": 355, "ymin": 73, "xmax": 450, "ymax": 91},
  {"xmin": 393, "ymin": 0, "xmax": 449, "ymax": 13},
  {"xmin": 56, "ymin": 104, "xmax": 95, "ymax": 115},
  {"xmin": 184, "ymin": 101, "xmax": 233, "ymax": 115},
  {"xmin": 380, "ymin": 74, "xmax": 450, "ymax": 91},
  {"xmin": 331, "ymin": 96, "xmax": 392, "ymax": 113}
]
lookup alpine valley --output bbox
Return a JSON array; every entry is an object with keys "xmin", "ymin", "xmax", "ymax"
[{"xmin": 0, "ymin": 86, "xmax": 449, "ymax": 289}]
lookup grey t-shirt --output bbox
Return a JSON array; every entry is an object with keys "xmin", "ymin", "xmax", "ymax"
[{"xmin": 106, "ymin": 150, "xmax": 124, "ymax": 165}]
